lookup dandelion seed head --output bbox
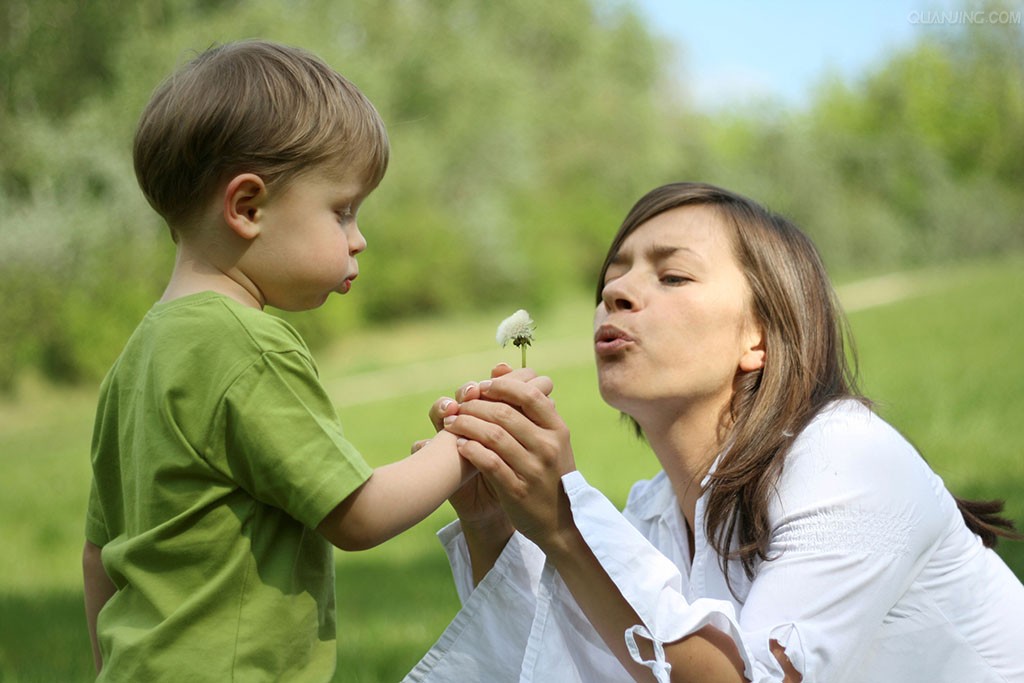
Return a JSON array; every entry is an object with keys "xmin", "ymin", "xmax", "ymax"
[{"xmin": 496, "ymin": 309, "xmax": 535, "ymax": 348}]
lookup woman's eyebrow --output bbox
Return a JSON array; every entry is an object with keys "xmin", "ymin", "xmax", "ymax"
[
  {"xmin": 608, "ymin": 243, "xmax": 703, "ymax": 268},
  {"xmin": 647, "ymin": 243, "xmax": 703, "ymax": 263}
]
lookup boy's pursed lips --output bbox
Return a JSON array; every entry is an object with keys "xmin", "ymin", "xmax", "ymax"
[{"xmin": 338, "ymin": 273, "xmax": 357, "ymax": 294}]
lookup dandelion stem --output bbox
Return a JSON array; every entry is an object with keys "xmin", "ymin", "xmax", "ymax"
[{"xmin": 521, "ymin": 345, "xmax": 527, "ymax": 368}]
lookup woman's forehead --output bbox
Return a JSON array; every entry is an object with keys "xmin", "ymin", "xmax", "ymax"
[{"xmin": 618, "ymin": 205, "xmax": 733, "ymax": 258}]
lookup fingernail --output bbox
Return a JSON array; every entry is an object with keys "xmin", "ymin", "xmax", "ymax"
[
  {"xmin": 479, "ymin": 380, "xmax": 493, "ymax": 392},
  {"xmin": 456, "ymin": 437, "xmax": 467, "ymax": 447},
  {"xmin": 440, "ymin": 399, "xmax": 453, "ymax": 411},
  {"xmin": 443, "ymin": 415, "xmax": 456, "ymax": 426}
]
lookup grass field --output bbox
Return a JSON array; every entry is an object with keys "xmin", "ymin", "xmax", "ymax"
[{"xmin": 1, "ymin": 254, "xmax": 1021, "ymax": 681}]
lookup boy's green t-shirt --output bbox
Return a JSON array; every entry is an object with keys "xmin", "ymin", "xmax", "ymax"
[{"xmin": 86, "ymin": 292, "xmax": 373, "ymax": 682}]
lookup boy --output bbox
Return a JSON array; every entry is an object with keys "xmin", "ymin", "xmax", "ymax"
[{"xmin": 83, "ymin": 40, "xmax": 500, "ymax": 681}]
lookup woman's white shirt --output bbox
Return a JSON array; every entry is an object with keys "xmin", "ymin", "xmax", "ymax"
[{"xmin": 404, "ymin": 400, "xmax": 1024, "ymax": 682}]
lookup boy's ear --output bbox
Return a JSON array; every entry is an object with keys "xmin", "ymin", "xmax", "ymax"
[{"xmin": 223, "ymin": 173, "xmax": 267, "ymax": 240}]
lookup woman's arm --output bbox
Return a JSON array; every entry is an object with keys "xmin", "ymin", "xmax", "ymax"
[
  {"xmin": 83, "ymin": 540, "xmax": 115, "ymax": 674},
  {"xmin": 542, "ymin": 493, "xmax": 747, "ymax": 683},
  {"xmin": 446, "ymin": 379, "xmax": 747, "ymax": 682},
  {"xmin": 451, "ymin": 486, "xmax": 514, "ymax": 587}
]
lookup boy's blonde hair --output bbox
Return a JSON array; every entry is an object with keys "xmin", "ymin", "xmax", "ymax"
[{"xmin": 134, "ymin": 40, "xmax": 389, "ymax": 232}]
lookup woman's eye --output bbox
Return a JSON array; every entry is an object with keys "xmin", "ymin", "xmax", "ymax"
[{"xmin": 660, "ymin": 274, "xmax": 690, "ymax": 285}]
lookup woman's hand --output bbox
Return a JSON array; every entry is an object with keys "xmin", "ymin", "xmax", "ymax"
[
  {"xmin": 443, "ymin": 365, "xmax": 552, "ymax": 522},
  {"xmin": 443, "ymin": 376, "xmax": 576, "ymax": 554},
  {"xmin": 411, "ymin": 364, "xmax": 555, "ymax": 527}
]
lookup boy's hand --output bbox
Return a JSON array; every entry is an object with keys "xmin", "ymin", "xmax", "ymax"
[{"xmin": 409, "ymin": 396, "xmax": 460, "ymax": 453}]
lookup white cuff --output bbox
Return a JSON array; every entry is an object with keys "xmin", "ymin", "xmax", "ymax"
[{"xmin": 561, "ymin": 470, "xmax": 760, "ymax": 681}]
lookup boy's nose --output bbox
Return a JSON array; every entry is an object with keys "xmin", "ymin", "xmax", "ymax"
[{"xmin": 349, "ymin": 226, "xmax": 367, "ymax": 255}]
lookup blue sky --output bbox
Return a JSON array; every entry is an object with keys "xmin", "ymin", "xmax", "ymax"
[{"xmin": 631, "ymin": 0, "xmax": 961, "ymax": 109}]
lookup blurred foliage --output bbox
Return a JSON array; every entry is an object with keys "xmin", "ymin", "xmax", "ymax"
[{"xmin": 1, "ymin": 0, "xmax": 1022, "ymax": 390}]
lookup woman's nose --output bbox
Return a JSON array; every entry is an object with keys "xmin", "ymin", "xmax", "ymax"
[{"xmin": 601, "ymin": 275, "xmax": 637, "ymax": 312}]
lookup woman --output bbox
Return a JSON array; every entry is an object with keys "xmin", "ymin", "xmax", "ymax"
[{"xmin": 404, "ymin": 183, "xmax": 1024, "ymax": 682}]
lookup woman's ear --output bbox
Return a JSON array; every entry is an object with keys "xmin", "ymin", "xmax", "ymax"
[
  {"xmin": 739, "ymin": 321, "xmax": 766, "ymax": 373},
  {"xmin": 223, "ymin": 173, "xmax": 267, "ymax": 240}
]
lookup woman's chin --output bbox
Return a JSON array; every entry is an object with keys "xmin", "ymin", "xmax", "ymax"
[{"xmin": 597, "ymin": 376, "xmax": 634, "ymax": 412}]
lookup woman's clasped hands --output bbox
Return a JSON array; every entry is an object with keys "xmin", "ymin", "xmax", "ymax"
[{"xmin": 418, "ymin": 363, "xmax": 577, "ymax": 560}]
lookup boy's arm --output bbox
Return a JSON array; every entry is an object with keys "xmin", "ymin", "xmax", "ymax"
[
  {"xmin": 317, "ymin": 430, "xmax": 475, "ymax": 551},
  {"xmin": 82, "ymin": 540, "xmax": 116, "ymax": 674}
]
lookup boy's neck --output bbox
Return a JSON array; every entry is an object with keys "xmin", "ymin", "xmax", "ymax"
[{"xmin": 161, "ymin": 240, "xmax": 264, "ymax": 310}]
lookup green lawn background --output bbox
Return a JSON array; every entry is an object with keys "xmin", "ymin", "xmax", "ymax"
[{"xmin": 0, "ymin": 254, "xmax": 1021, "ymax": 681}]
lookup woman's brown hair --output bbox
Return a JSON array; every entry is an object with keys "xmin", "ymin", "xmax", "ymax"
[{"xmin": 597, "ymin": 182, "xmax": 1020, "ymax": 582}]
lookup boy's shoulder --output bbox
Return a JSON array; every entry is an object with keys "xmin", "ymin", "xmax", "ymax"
[
  {"xmin": 103, "ymin": 292, "xmax": 313, "ymax": 394},
  {"xmin": 99, "ymin": 292, "xmax": 320, "ymax": 420},
  {"xmin": 143, "ymin": 291, "xmax": 308, "ymax": 356}
]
